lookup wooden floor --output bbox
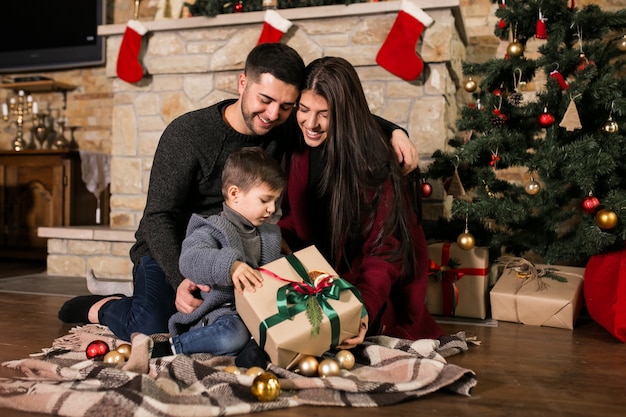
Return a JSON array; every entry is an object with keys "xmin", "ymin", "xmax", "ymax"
[{"xmin": 1, "ymin": 262, "xmax": 625, "ymax": 417}]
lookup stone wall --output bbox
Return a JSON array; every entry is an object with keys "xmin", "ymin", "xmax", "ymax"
[{"xmin": 1, "ymin": 0, "xmax": 621, "ymax": 279}]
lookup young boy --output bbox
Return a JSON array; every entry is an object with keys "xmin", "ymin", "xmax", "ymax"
[{"xmin": 167, "ymin": 147, "xmax": 286, "ymax": 357}]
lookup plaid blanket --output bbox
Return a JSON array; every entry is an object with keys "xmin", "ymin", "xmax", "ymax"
[{"xmin": 0, "ymin": 325, "xmax": 476, "ymax": 416}]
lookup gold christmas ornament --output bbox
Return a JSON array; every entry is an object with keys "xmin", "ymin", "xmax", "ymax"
[
  {"xmin": 457, "ymin": 231, "xmax": 476, "ymax": 250},
  {"xmin": 463, "ymin": 78, "xmax": 477, "ymax": 92},
  {"xmin": 251, "ymin": 372, "xmax": 281, "ymax": 402},
  {"xmin": 318, "ymin": 358, "xmax": 341, "ymax": 378},
  {"xmin": 297, "ymin": 355, "xmax": 319, "ymax": 377},
  {"xmin": 103, "ymin": 350, "xmax": 126, "ymax": 364},
  {"xmin": 524, "ymin": 178, "xmax": 540, "ymax": 195},
  {"xmin": 115, "ymin": 343, "xmax": 132, "ymax": 360},
  {"xmin": 335, "ymin": 350, "xmax": 356, "ymax": 370},
  {"xmin": 601, "ymin": 117, "xmax": 619, "ymax": 134},
  {"xmin": 507, "ymin": 39, "xmax": 524, "ymax": 57},
  {"xmin": 245, "ymin": 366, "xmax": 265, "ymax": 377},
  {"xmin": 224, "ymin": 365, "xmax": 243, "ymax": 374},
  {"xmin": 616, "ymin": 35, "xmax": 626, "ymax": 52},
  {"xmin": 595, "ymin": 209, "xmax": 618, "ymax": 230}
]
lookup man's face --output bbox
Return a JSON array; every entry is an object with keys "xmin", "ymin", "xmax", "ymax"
[{"xmin": 239, "ymin": 72, "xmax": 300, "ymax": 136}]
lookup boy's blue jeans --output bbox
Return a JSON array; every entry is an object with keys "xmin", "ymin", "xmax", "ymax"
[{"xmin": 171, "ymin": 313, "xmax": 250, "ymax": 356}]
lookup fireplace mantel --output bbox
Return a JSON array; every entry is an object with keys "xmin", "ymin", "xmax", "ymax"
[{"xmin": 98, "ymin": 1, "xmax": 467, "ymax": 45}]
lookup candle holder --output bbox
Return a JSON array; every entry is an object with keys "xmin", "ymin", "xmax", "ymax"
[{"xmin": 2, "ymin": 90, "xmax": 38, "ymax": 151}]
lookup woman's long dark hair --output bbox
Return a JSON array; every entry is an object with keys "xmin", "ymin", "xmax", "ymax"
[{"xmin": 301, "ymin": 57, "xmax": 421, "ymax": 279}]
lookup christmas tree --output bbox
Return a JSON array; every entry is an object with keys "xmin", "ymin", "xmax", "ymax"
[{"xmin": 425, "ymin": 0, "xmax": 626, "ymax": 266}]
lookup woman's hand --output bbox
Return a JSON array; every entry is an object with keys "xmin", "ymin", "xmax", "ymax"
[
  {"xmin": 390, "ymin": 129, "xmax": 419, "ymax": 175},
  {"xmin": 336, "ymin": 315, "xmax": 369, "ymax": 349},
  {"xmin": 175, "ymin": 278, "xmax": 210, "ymax": 314}
]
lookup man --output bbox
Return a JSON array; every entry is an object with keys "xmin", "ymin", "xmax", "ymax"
[{"xmin": 58, "ymin": 43, "xmax": 417, "ymax": 344}]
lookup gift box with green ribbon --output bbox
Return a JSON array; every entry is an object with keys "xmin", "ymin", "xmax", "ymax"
[
  {"xmin": 426, "ymin": 242, "xmax": 491, "ymax": 319},
  {"xmin": 235, "ymin": 245, "xmax": 365, "ymax": 368}
]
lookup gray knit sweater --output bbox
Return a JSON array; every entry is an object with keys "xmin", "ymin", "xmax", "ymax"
[
  {"xmin": 168, "ymin": 212, "xmax": 282, "ymax": 336},
  {"xmin": 129, "ymin": 99, "xmax": 297, "ymax": 291}
]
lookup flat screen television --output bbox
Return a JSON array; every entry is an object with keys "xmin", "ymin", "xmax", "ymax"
[{"xmin": 0, "ymin": 0, "xmax": 106, "ymax": 74}]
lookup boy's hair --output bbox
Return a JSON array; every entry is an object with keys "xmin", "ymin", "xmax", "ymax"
[
  {"xmin": 222, "ymin": 147, "xmax": 287, "ymax": 197},
  {"xmin": 244, "ymin": 43, "xmax": 305, "ymax": 88}
]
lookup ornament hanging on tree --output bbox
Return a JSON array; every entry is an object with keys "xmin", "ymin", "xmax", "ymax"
[
  {"xmin": 489, "ymin": 148, "xmax": 501, "ymax": 168},
  {"xmin": 506, "ymin": 38, "xmax": 524, "ymax": 58},
  {"xmin": 508, "ymin": 68, "xmax": 525, "ymax": 106},
  {"xmin": 595, "ymin": 209, "xmax": 618, "ymax": 230},
  {"xmin": 463, "ymin": 77, "xmax": 477, "ymax": 92},
  {"xmin": 601, "ymin": 116, "xmax": 619, "ymax": 134},
  {"xmin": 549, "ymin": 66, "xmax": 569, "ymax": 90},
  {"xmin": 559, "ymin": 95, "xmax": 582, "ymax": 131},
  {"xmin": 447, "ymin": 163, "xmax": 466, "ymax": 199},
  {"xmin": 582, "ymin": 193, "xmax": 600, "ymax": 214},
  {"xmin": 535, "ymin": 9, "xmax": 548, "ymax": 40},
  {"xmin": 457, "ymin": 213, "xmax": 475, "ymax": 251},
  {"xmin": 538, "ymin": 107, "xmax": 556, "ymax": 128},
  {"xmin": 576, "ymin": 53, "xmax": 595, "ymax": 72},
  {"xmin": 601, "ymin": 102, "xmax": 619, "ymax": 134},
  {"xmin": 524, "ymin": 176, "xmax": 540, "ymax": 195},
  {"xmin": 497, "ymin": 0, "xmax": 507, "ymax": 29},
  {"xmin": 420, "ymin": 178, "xmax": 433, "ymax": 198},
  {"xmin": 234, "ymin": 1, "xmax": 244, "ymax": 12},
  {"xmin": 492, "ymin": 97, "xmax": 508, "ymax": 127}
]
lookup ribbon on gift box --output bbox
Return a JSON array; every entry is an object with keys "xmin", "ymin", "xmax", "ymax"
[
  {"xmin": 257, "ymin": 253, "xmax": 364, "ymax": 351},
  {"xmin": 428, "ymin": 243, "xmax": 489, "ymax": 316}
]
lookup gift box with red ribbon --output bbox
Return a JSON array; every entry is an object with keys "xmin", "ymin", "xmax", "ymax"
[
  {"xmin": 235, "ymin": 245, "xmax": 364, "ymax": 368},
  {"xmin": 426, "ymin": 242, "xmax": 490, "ymax": 319},
  {"xmin": 490, "ymin": 258, "xmax": 584, "ymax": 330}
]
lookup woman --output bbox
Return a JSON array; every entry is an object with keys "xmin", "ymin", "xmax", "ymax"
[{"xmin": 279, "ymin": 57, "xmax": 444, "ymax": 347}]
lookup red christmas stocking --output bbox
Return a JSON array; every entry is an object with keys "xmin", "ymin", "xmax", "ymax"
[
  {"xmin": 376, "ymin": 0, "xmax": 434, "ymax": 81},
  {"xmin": 117, "ymin": 19, "xmax": 148, "ymax": 83},
  {"xmin": 257, "ymin": 10, "xmax": 293, "ymax": 45}
]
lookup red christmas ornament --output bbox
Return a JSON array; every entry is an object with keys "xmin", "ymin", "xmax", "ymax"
[
  {"xmin": 576, "ymin": 53, "xmax": 595, "ymax": 72},
  {"xmin": 549, "ymin": 70, "xmax": 569, "ymax": 90},
  {"xmin": 234, "ymin": 1, "xmax": 243, "ymax": 12},
  {"xmin": 536, "ymin": 9, "xmax": 548, "ymax": 40},
  {"xmin": 86, "ymin": 340, "xmax": 110, "ymax": 359},
  {"xmin": 421, "ymin": 181, "xmax": 433, "ymax": 198},
  {"xmin": 582, "ymin": 195, "xmax": 600, "ymax": 214},
  {"xmin": 498, "ymin": 19, "xmax": 507, "ymax": 29},
  {"xmin": 538, "ymin": 108, "xmax": 555, "ymax": 128}
]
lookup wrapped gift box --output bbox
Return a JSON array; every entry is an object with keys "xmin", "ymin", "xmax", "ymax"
[
  {"xmin": 235, "ymin": 246, "xmax": 363, "ymax": 368},
  {"xmin": 426, "ymin": 243, "xmax": 490, "ymax": 319},
  {"xmin": 490, "ymin": 263, "xmax": 584, "ymax": 329}
]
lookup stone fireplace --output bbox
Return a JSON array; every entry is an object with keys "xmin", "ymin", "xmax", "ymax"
[{"xmin": 39, "ymin": 1, "xmax": 467, "ymax": 280}]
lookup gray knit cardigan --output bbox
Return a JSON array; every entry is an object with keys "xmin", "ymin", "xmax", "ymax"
[{"xmin": 168, "ymin": 213, "xmax": 282, "ymax": 336}]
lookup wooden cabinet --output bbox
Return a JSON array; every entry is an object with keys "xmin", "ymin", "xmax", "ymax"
[{"xmin": 0, "ymin": 150, "xmax": 109, "ymax": 260}]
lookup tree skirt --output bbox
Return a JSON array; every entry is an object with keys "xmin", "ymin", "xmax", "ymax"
[{"xmin": 0, "ymin": 325, "xmax": 477, "ymax": 416}]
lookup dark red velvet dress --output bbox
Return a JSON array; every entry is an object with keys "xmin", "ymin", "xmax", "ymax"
[{"xmin": 278, "ymin": 148, "xmax": 444, "ymax": 340}]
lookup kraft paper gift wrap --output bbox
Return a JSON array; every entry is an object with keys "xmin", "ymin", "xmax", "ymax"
[
  {"xmin": 489, "ymin": 262, "xmax": 584, "ymax": 330},
  {"xmin": 426, "ymin": 243, "xmax": 490, "ymax": 319},
  {"xmin": 235, "ymin": 246, "xmax": 363, "ymax": 368}
]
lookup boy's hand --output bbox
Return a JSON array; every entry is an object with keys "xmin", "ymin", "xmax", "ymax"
[{"xmin": 231, "ymin": 261, "xmax": 264, "ymax": 293}]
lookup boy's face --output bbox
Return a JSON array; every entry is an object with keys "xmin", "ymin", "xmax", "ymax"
[
  {"xmin": 225, "ymin": 182, "xmax": 283, "ymax": 226},
  {"xmin": 238, "ymin": 72, "xmax": 300, "ymax": 136}
]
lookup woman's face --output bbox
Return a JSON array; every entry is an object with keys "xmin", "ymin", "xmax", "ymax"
[{"xmin": 296, "ymin": 90, "xmax": 329, "ymax": 148}]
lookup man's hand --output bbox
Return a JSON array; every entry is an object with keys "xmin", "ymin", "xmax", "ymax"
[
  {"xmin": 175, "ymin": 278, "xmax": 210, "ymax": 314},
  {"xmin": 231, "ymin": 261, "xmax": 264, "ymax": 293},
  {"xmin": 390, "ymin": 129, "xmax": 419, "ymax": 175},
  {"xmin": 336, "ymin": 315, "xmax": 368, "ymax": 350}
]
